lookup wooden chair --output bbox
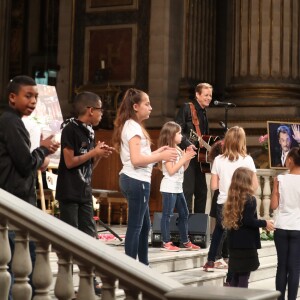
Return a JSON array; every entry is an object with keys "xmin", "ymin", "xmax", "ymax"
[{"xmin": 37, "ymin": 164, "xmax": 58, "ymax": 215}]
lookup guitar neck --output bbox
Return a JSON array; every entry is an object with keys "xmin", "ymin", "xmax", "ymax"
[
  {"xmin": 200, "ymin": 138, "xmax": 211, "ymax": 151},
  {"xmin": 190, "ymin": 129, "xmax": 211, "ymax": 151}
]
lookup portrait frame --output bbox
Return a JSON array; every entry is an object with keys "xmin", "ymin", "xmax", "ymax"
[
  {"xmin": 84, "ymin": 24, "xmax": 137, "ymax": 85},
  {"xmin": 86, "ymin": 0, "xmax": 138, "ymax": 12},
  {"xmin": 267, "ymin": 121, "xmax": 300, "ymax": 169}
]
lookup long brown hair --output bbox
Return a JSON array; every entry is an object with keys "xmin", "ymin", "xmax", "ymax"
[
  {"xmin": 222, "ymin": 126, "xmax": 247, "ymax": 161},
  {"xmin": 112, "ymin": 88, "xmax": 151, "ymax": 152},
  {"xmin": 222, "ymin": 167, "xmax": 255, "ymax": 230},
  {"xmin": 158, "ymin": 121, "xmax": 181, "ymax": 148},
  {"xmin": 157, "ymin": 121, "xmax": 182, "ymax": 170}
]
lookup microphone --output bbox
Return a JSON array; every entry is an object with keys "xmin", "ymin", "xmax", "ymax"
[{"xmin": 214, "ymin": 100, "xmax": 236, "ymax": 107}]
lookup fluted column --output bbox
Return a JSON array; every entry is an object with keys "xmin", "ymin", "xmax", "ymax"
[
  {"xmin": 227, "ymin": 0, "xmax": 300, "ymax": 106},
  {"xmin": 185, "ymin": 0, "xmax": 216, "ymax": 82},
  {"xmin": 177, "ymin": 0, "xmax": 217, "ymax": 108}
]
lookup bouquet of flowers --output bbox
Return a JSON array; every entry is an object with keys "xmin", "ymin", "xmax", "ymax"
[{"xmin": 259, "ymin": 134, "xmax": 268, "ymax": 150}]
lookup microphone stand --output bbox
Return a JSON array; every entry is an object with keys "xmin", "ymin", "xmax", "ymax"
[
  {"xmin": 223, "ymin": 104, "xmax": 235, "ymax": 134},
  {"xmin": 224, "ymin": 106, "xmax": 229, "ymax": 134}
]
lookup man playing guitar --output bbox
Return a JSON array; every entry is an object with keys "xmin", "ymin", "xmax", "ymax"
[{"xmin": 175, "ymin": 82, "xmax": 213, "ymax": 214}]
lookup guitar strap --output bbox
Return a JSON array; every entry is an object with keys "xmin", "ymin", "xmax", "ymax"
[{"xmin": 189, "ymin": 102, "xmax": 202, "ymax": 137}]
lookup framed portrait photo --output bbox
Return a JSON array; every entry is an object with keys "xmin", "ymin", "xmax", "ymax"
[{"xmin": 267, "ymin": 121, "xmax": 300, "ymax": 169}]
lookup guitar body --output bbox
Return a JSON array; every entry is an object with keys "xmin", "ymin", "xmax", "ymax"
[{"xmin": 198, "ymin": 135, "xmax": 221, "ymax": 173}]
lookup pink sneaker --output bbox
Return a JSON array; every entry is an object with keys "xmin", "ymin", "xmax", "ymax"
[
  {"xmin": 203, "ymin": 261, "xmax": 215, "ymax": 272},
  {"xmin": 181, "ymin": 241, "xmax": 201, "ymax": 251},
  {"xmin": 160, "ymin": 242, "xmax": 180, "ymax": 252}
]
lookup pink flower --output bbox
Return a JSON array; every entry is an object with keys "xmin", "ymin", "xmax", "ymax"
[{"xmin": 259, "ymin": 134, "xmax": 268, "ymax": 144}]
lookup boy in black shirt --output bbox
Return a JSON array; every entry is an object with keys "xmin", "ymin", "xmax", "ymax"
[{"xmin": 56, "ymin": 91, "xmax": 114, "ymax": 295}]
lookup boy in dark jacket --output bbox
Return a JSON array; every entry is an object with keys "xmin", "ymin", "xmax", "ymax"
[{"xmin": 0, "ymin": 75, "xmax": 60, "ymax": 299}]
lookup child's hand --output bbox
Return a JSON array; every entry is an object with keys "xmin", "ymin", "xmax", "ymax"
[
  {"xmin": 40, "ymin": 135, "xmax": 60, "ymax": 154},
  {"xmin": 182, "ymin": 149, "xmax": 196, "ymax": 161},
  {"xmin": 40, "ymin": 156, "xmax": 50, "ymax": 172},
  {"xmin": 161, "ymin": 148, "xmax": 178, "ymax": 162},
  {"xmin": 186, "ymin": 144, "xmax": 197, "ymax": 152},
  {"xmin": 265, "ymin": 220, "xmax": 275, "ymax": 231},
  {"xmin": 94, "ymin": 141, "xmax": 114, "ymax": 158}
]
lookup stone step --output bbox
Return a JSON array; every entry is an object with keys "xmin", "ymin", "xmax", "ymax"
[
  {"xmin": 165, "ymin": 267, "xmax": 226, "ymax": 287},
  {"xmin": 250, "ymin": 277, "xmax": 300, "ymax": 299},
  {"xmin": 48, "ymin": 239, "xmax": 283, "ymax": 299}
]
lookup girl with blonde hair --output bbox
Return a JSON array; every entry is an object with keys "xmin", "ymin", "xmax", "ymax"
[
  {"xmin": 203, "ymin": 126, "xmax": 257, "ymax": 275},
  {"xmin": 223, "ymin": 167, "xmax": 274, "ymax": 287}
]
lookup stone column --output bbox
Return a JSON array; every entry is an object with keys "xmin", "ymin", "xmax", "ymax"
[
  {"xmin": 177, "ymin": 0, "xmax": 217, "ymax": 107},
  {"xmin": 147, "ymin": 0, "xmax": 184, "ymax": 127},
  {"xmin": 56, "ymin": 0, "xmax": 75, "ymax": 116},
  {"xmin": 227, "ymin": 0, "xmax": 300, "ymax": 106},
  {"xmin": 185, "ymin": 0, "xmax": 216, "ymax": 83}
]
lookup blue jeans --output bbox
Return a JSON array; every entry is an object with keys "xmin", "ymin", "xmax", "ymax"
[
  {"xmin": 208, "ymin": 204, "xmax": 224, "ymax": 261},
  {"xmin": 274, "ymin": 228, "xmax": 300, "ymax": 300},
  {"xmin": 161, "ymin": 192, "xmax": 189, "ymax": 244},
  {"xmin": 119, "ymin": 174, "xmax": 151, "ymax": 265}
]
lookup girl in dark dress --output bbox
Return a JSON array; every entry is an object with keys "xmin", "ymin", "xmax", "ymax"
[{"xmin": 222, "ymin": 167, "xmax": 274, "ymax": 287}]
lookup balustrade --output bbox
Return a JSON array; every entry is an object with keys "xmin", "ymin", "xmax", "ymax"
[
  {"xmin": 0, "ymin": 184, "xmax": 282, "ymax": 300},
  {"xmin": 0, "ymin": 219, "xmax": 11, "ymax": 300},
  {"xmin": 256, "ymin": 169, "xmax": 286, "ymax": 220}
]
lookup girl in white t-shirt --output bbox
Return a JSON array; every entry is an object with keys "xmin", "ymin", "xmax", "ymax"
[
  {"xmin": 158, "ymin": 121, "xmax": 199, "ymax": 251},
  {"xmin": 271, "ymin": 147, "xmax": 300, "ymax": 300},
  {"xmin": 112, "ymin": 88, "xmax": 178, "ymax": 265},
  {"xmin": 203, "ymin": 126, "xmax": 257, "ymax": 275}
]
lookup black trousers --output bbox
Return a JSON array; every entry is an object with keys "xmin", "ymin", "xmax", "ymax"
[
  {"xmin": 59, "ymin": 200, "xmax": 96, "ymax": 238},
  {"xmin": 182, "ymin": 156, "xmax": 207, "ymax": 213}
]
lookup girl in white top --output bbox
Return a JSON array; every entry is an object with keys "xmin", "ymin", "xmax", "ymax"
[
  {"xmin": 203, "ymin": 126, "xmax": 257, "ymax": 273},
  {"xmin": 271, "ymin": 147, "xmax": 300, "ymax": 300},
  {"xmin": 112, "ymin": 88, "xmax": 177, "ymax": 265},
  {"xmin": 158, "ymin": 121, "xmax": 199, "ymax": 251}
]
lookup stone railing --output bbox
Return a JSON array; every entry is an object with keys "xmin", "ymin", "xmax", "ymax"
[
  {"xmin": 0, "ymin": 188, "xmax": 280, "ymax": 300},
  {"xmin": 256, "ymin": 168, "xmax": 287, "ymax": 220},
  {"xmin": 0, "ymin": 188, "xmax": 182, "ymax": 300}
]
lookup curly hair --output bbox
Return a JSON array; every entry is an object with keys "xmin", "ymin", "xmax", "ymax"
[{"xmin": 222, "ymin": 167, "xmax": 255, "ymax": 230}]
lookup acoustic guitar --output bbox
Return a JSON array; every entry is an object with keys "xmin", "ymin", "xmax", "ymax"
[{"xmin": 189, "ymin": 129, "xmax": 221, "ymax": 173}]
